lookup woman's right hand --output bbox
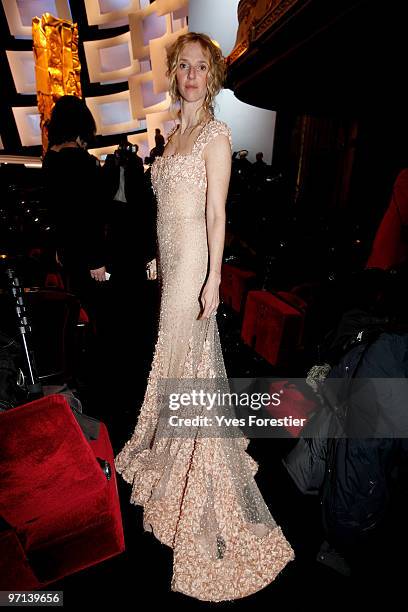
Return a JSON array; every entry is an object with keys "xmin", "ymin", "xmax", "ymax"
[{"xmin": 146, "ymin": 258, "xmax": 157, "ymax": 280}]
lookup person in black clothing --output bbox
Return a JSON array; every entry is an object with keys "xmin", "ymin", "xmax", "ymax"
[
  {"xmin": 154, "ymin": 128, "xmax": 165, "ymax": 155},
  {"xmin": 252, "ymin": 151, "xmax": 269, "ymax": 184},
  {"xmin": 235, "ymin": 149, "xmax": 252, "ymax": 178},
  {"xmin": 103, "ymin": 136, "xmax": 144, "ymax": 205},
  {"xmin": 284, "ymin": 268, "xmax": 408, "ymax": 579},
  {"xmin": 42, "ymin": 96, "xmax": 108, "ymax": 321},
  {"xmin": 147, "ymin": 128, "xmax": 165, "ymax": 162},
  {"xmin": 99, "ymin": 139, "xmax": 158, "ymax": 381},
  {"xmin": 102, "ymin": 136, "xmax": 155, "ymax": 288}
]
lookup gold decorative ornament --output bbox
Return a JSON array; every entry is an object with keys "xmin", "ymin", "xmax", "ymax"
[
  {"xmin": 32, "ymin": 13, "xmax": 82, "ymax": 154},
  {"xmin": 227, "ymin": 0, "xmax": 300, "ymax": 65}
]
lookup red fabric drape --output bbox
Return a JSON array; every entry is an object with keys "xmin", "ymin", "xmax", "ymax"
[{"xmin": 367, "ymin": 169, "xmax": 408, "ymax": 270}]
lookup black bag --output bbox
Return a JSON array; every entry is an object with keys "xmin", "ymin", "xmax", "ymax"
[
  {"xmin": 282, "ymin": 389, "xmax": 345, "ymax": 495},
  {"xmin": 283, "ymin": 338, "xmax": 372, "ymax": 495}
]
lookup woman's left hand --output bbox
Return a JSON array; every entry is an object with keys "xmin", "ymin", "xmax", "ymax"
[
  {"xmin": 199, "ymin": 272, "xmax": 221, "ymax": 319},
  {"xmin": 146, "ymin": 258, "xmax": 157, "ymax": 280},
  {"xmin": 90, "ymin": 266, "xmax": 107, "ymax": 282}
]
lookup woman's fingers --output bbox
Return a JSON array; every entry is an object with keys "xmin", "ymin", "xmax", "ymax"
[
  {"xmin": 200, "ymin": 297, "xmax": 219, "ymax": 319},
  {"xmin": 199, "ymin": 297, "xmax": 207, "ymax": 319}
]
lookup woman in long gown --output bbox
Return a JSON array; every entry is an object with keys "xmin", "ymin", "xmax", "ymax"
[{"xmin": 114, "ymin": 32, "xmax": 294, "ymax": 601}]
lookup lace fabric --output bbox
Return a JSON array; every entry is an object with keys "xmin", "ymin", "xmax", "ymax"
[{"xmin": 114, "ymin": 119, "xmax": 294, "ymax": 601}]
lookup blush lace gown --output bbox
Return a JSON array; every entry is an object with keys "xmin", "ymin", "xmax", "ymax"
[{"xmin": 114, "ymin": 118, "xmax": 294, "ymax": 601}]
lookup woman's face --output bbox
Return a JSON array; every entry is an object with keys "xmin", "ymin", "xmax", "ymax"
[{"xmin": 176, "ymin": 41, "xmax": 210, "ymax": 105}]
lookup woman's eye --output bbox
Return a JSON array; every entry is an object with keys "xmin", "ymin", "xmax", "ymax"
[{"xmin": 179, "ymin": 63, "xmax": 188, "ymax": 69}]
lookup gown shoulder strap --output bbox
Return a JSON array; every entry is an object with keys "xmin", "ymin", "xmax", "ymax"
[{"xmin": 193, "ymin": 119, "xmax": 233, "ymax": 157}]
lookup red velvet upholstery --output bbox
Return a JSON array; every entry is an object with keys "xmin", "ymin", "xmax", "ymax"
[
  {"xmin": 265, "ymin": 381, "xmax": 317, "ymax": 436},
  {"xmin": 220, "ymin": 264, "xmax": 256, "ymax": 312},
  {"xmin": 241, "ymin": 290, "xmax": 305, "ymax": 366},
  {"xmin": 0, "ymin": 394, "xmax": 124, "ymax": 590},
  {"xmin": 276, "ymin": 291, "xmax": 307, "ymax": 314},
  {"xmin": 367, "ymin": 168, "xmax": 408, "ymax": 270},
  {"xmin": 78, "ymin": 307, "xmax": 90, "ymax": 324},
  {"xmin": 44, "ymin": 274, "xmax": 90, "ymax": 324},
  {"xmin": 44, "ymin": 273, "xmax": 65, "ymax": 290},
  {"xmin": 0, "ymin": 531, "xmax": 39, "ymax": 590}
]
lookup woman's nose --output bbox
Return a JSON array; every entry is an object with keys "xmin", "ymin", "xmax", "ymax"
[{"xmin": 187, "ymin": 66, "xmax": 197, "ymax": 78}]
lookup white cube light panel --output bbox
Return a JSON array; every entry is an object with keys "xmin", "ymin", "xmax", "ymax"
[
  {"xmin": 3, "ymin": 0, "xmax": 191, "ymax": 151},
  {"xmin": 154, "ymin": 0, "xmax": 188, "ymax": 17},
  {"xmin": 6, "ymin": 50, "xmax": 36, "ymax": 95},
  {"xmin": 86, "ymin": 90, "xmax": 145, "ymax": 135},
  {"xmin": 84, "ymin": 0, "xmax": 139, "ymax": 27},
  {"xmin": 84, "ymin": 31, "xmax": 140, "ymax": 83},
  {"xmin": 129, "ymin": 6, "xmax": 187, "ymax": 63},
  {"xmin": 85, "ymin": 0, "xmax": 187, "ymax": 28},
  {"xmin": 129, "ymin": 70, "xmax": 169, "ymax": 119},
  {"xmin": 129, "ymin": 10, "xmax": 167, "ymax": 60},
  {"xmin": 98, "ymin": 0, "xmax": 131, "ymax": 14},
  {"xmin": 12, "ymin": 106, "xmax": 42, "ymax": 146},
  {"xmin": 148, "ymin": 26, "xmax": 188, "ymax": 94},
  {"xmin": 2, "ymin": 0, "xmax": 71, "ymax": 38}
]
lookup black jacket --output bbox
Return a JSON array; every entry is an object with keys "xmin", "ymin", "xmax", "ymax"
[
  {"xmin": 102, "ymin": 152, "xmax": 144, "ymax": 204},
  {"xmin": 320, "ymin": 332, "xmax": 408, "ymax": 547},
  {"xmin": 42, "ymin": 147, "xmax": 106, "ymax": 271}
]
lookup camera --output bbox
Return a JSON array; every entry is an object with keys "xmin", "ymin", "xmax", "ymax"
[{"xmin": 115, "ymin": 147, "xmax": 130, "ymax": 165}]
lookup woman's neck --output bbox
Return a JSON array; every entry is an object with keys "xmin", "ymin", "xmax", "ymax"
[
  {"xmin": 179, "ymin": 102, "xmax": 210, "ymax": 133},
  {"xmin": 50, "ymin": 141, "xmax": 79, "ymax": 152}
]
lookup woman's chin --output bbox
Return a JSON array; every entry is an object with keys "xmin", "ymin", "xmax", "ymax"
[{"xmin": 181, "ymin": 91, "xmax": 205, "ymax": 103}]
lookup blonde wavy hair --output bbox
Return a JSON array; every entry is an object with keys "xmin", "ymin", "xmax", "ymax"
[{"xmin": 166, "ymin": 32, "xmax": 226, "ymax": 122}]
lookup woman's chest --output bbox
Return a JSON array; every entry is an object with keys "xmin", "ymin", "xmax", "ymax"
[{"xmin": 151, "ymin": 155, "xmax": 207, "ymax": 195}]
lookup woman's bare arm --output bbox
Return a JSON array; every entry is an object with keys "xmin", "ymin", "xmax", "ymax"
[{"xmin": 199, "ymin": 133, "xmax": 231, "ymax": 319}]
